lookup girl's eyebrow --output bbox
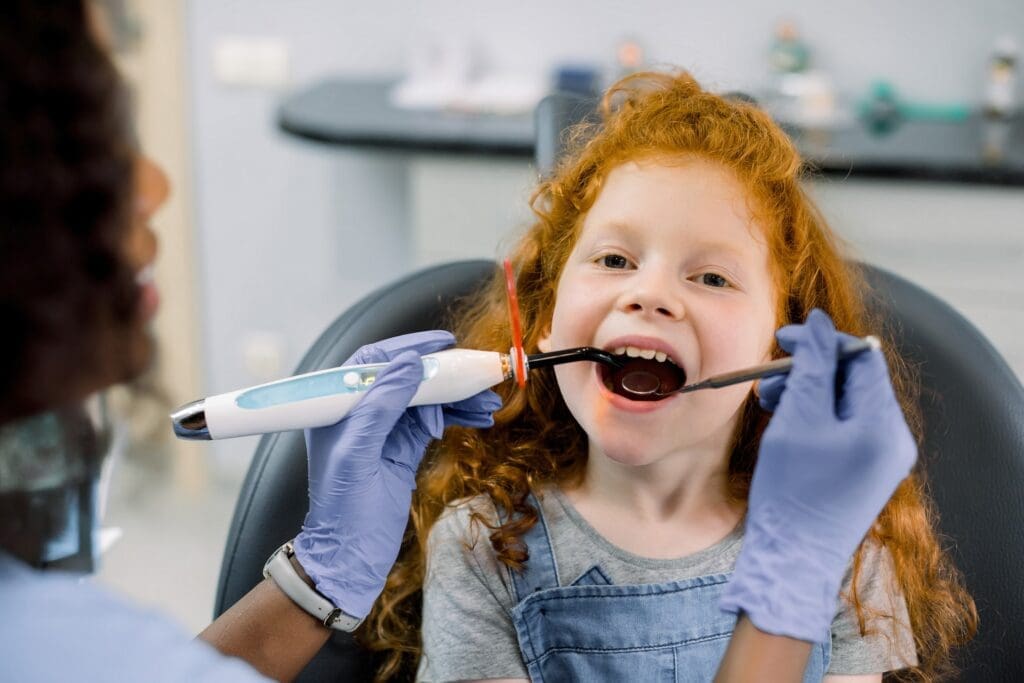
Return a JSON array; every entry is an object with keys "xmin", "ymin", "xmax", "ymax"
[
  {"xmin": 687, "ymin": 241, "xmax": 752, "ymax": 263},
  {"xmin": 589, "ymin": 219, "xmax": 641, "ymax": 237}
]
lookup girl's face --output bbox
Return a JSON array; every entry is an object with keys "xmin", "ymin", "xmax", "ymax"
[{"xmin": 537, "ymin": 158, "xmax": 778, "ymax": 469}]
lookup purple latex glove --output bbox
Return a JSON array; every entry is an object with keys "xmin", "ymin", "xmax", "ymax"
[
  {"xmin": 720, "ymin": 309, "xmax": 917, "ymax": 643},
  {"xmin": 293, "ymin": 331, "xmax": 501, "ymax": 619}
]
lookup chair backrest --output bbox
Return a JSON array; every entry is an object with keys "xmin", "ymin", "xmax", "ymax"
[
  {"xmin": 214, "ymin": 260, "xmax": 498, "ymax": 681},
  {"xmin": 534, "ymin": 91, "xmax": 598, "ymax": 178},
  {"xmin": 861, "ymin": 266, "xmax": 1024, "ymax": 681}
]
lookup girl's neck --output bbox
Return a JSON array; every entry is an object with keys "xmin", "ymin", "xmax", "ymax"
[{"xmin": 561, "ymin": 442, "xmax": 745, "ymax": 559}]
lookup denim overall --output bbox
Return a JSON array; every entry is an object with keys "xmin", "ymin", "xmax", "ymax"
[{"xmin": 507, "ymin": 494, "xmax": 830, "ymax": 682}]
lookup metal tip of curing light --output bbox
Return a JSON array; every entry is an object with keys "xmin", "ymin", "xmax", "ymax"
[{"xmin": 170, "ymin": 399, "xmax": 211, "ymax": 440}]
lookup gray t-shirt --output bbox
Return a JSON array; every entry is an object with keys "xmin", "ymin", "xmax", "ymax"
[{"xmin": 418, "ymin": 487, "xmax": 918, "ymax": 682}]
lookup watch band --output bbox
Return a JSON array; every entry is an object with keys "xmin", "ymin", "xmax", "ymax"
[{"xmin": 262, "ymin": 541, "xmax": 364, "ymax": 632}]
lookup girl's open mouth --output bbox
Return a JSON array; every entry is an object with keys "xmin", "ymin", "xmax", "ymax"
[{"xmin": 599, "ymin": 350, "xmax": 687, "ymax": 401}]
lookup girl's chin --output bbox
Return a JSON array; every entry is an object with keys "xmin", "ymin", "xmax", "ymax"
[{"xmin": 138, "ymin": 280, "xmax": 160, "ymax": 320}]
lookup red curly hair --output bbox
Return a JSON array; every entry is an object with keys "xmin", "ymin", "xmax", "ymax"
[{"xmin": 361, "ymin": 71, "xmax": 976, "ymax": 681}]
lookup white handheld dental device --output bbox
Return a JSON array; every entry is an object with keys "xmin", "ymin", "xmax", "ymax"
[
  {"xmin": 170, "ymin": 259, "xmax": 625, "ymax": 441},
  {"xmin": 170, "ymin": 346, "xmax": 621, "ymax": 440},
  {"xmin": 172, "ymin": 348, "xmax": 512, "ymax": 440}
]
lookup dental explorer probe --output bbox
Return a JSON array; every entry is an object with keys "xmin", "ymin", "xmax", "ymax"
[
  {"xmin": 170, "ymin": 347, "xmax": 623, "ymax": 441},
  {"xmin": 618, "ymin": 335, "xmax": 882, "ymax": 398}
]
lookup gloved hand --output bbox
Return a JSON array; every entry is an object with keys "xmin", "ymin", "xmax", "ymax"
[
  {"xmin": 293, "ymin": 330, "xmax": 502, "ymax": 619},
  {"xmin": 719, "ymin": 309, "xmax": 917, "ymax": 643}
]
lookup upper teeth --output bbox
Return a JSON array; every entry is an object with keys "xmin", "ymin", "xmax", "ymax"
[
  {"xmin": 614, "ymin": 346, "xmax": 669, "ymax": 363},
  {"xmin": 136, "ymin": 265, "xmax": 155, "ymax": 285}
]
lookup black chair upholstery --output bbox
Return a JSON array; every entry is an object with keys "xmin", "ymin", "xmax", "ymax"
[
  {"xmin": 534, "ymin": 91, "xmax": 598, "ymax": 179},
  {"xmin": 861, "ymin": 268, "xmax": 1024, "ymax": 681}
]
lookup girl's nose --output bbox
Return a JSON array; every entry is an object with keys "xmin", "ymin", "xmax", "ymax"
[{"xmin": 620, "ymin": 268, "xmax": 685, "ymax": 320}]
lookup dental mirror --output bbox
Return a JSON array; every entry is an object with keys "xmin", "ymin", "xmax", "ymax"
[{"xmin": 619, "ymin": 370, "xmax": 663, "ymax": 396}]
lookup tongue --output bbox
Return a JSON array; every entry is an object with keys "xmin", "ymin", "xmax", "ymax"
[{"xmin": 608, "ymin": 358, "xmax": 685, "ymax": 400}]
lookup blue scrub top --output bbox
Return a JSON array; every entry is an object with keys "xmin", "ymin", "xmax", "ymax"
[{"xmin": 0, "ymin": 551, "xmax": 269, "ymax": 682}]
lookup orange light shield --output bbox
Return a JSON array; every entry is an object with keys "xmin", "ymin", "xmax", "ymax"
[{"xmin": 503, "ymin": 258, "xmax": 527, "ymax": 388}]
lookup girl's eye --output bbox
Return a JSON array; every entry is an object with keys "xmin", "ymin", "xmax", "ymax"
[
  {"xmin": 696, "ymin": 272, "xmax": 731, "ymax": 288},
  {"xmin": 599, "ymin": 254, "xmax": 630, "ymax": 269}
]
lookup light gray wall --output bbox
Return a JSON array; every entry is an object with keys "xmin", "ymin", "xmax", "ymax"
[
  {"xmin": 185, "ymin": 1, "xmax": 1024, "ymax": 471},
  {"xmin": 189, "ymin": 1, "xmax": 1024, "ymax": 99}
]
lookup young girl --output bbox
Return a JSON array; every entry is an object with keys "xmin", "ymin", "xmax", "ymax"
[{"xmin": 362, "ymin": 71, "xmax": 976, "ymax": 681}]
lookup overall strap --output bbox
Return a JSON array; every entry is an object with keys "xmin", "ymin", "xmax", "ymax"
[{"xmin": 507, "ymin": 491, "xmax": 560, "ymax": 602}]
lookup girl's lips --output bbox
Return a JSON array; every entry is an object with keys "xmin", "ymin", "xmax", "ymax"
[
  {"xmin": 593, "ymin": 365, "xmax": 679, "ymax": 413},
  {"xmin": 136, "ymin": 265, "xmax": 160, "ymax": 320}
]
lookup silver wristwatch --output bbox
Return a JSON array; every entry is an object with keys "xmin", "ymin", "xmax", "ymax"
[{"xmin": 262, "ymin": 541, "xmax": 364, "ymax": 632}]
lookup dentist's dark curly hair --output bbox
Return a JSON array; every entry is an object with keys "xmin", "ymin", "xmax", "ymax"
[
  {"xmin": 0, "ymin": 0, "xmax": 144, "ymax": 424},
  {"xmin": 363, "ymin": 71, "xmax": 976, "ymax": 682}
]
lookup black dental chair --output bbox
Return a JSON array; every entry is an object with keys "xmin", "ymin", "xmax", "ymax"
[{"xmin": 214, "ymin": 94, "xmax": 1024, "ymax": 681}]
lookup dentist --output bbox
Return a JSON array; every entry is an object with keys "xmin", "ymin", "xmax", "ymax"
[{"xmin": 0, "ymin": 3, "xmax": 498, "ymax": 681}]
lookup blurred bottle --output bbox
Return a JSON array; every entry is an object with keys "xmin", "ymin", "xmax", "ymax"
[
  {"xmin": 984, "ymin": 36, "xmax": 1018, "ymax": 118},
  {"xmin": 616, "ymin": 36, "xmax": 646, "ymax": 78},
  {"xmin": 766, "ymin": 21, "xmax": 839, "ymax": 128},
  {"xmin": 862, "ymin": 80, "xmax": 902, "ymax": 134},
  {"xmin": 769, "ymin": 21, "xmax": 809, "ymax": 75},
  {"xmin": 982, "ymin": 118, "xmax": 1011, "ymax": 163}
]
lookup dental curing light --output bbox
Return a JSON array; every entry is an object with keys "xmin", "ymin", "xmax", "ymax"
[{"xmin": 171, "ymin": 262, "xmax": 622, "ymax": 441}]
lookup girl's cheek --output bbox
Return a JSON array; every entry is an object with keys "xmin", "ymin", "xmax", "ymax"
[{"xmin": 700, "ymin": 322, "xmax": 768, "ymax": 373}]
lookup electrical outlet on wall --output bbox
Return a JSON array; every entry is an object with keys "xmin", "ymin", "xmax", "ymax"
[{"xmin": 213, "ymin": 36, "xmax": 289, "ymax": 87}]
